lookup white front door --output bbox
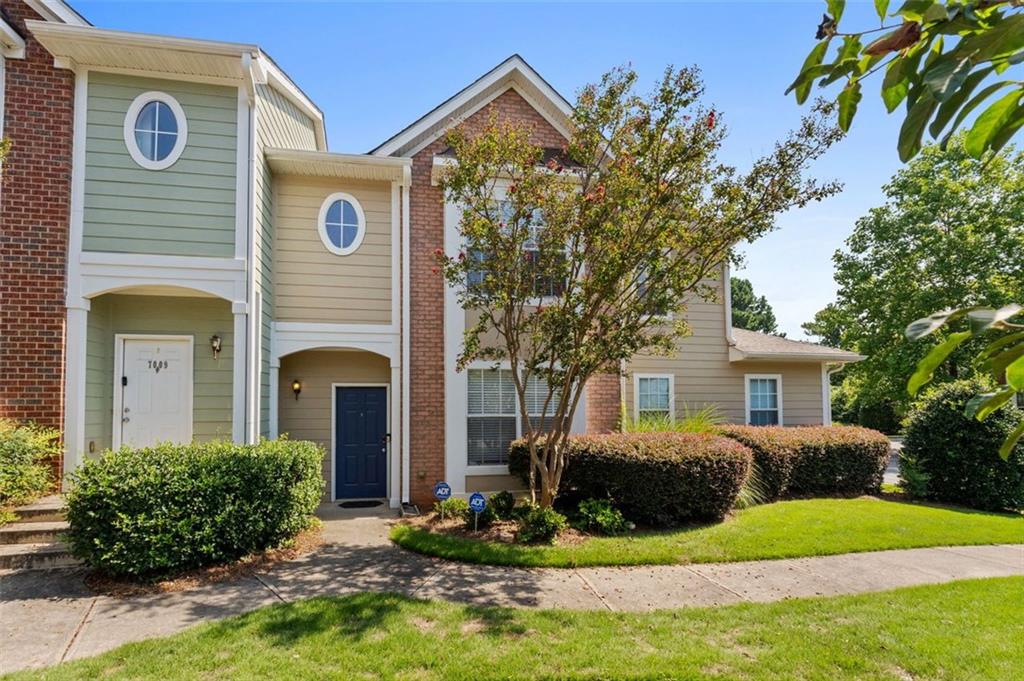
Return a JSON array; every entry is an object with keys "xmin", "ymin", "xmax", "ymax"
[{"xmin": 119, "ymin": 337, "xmax": 193, "ymax": 448}]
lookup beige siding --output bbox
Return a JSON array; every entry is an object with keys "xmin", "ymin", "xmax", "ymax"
[
  {"xmin": 253, "ymin": 84, "xmax": 317, "ymax": 436},
  {"xmin": 83, "ymin": 294, "xmax": 235, "ymax": 456},
  {"xmin": 625, "ymin": 277, "xmax": 826, "ymax": 426},
  {"xmin": 278, "ymin": 350, "xmax": 390, "ymax": 499},
  {"xmin": 274, "ymin": 176, "xmax": 393, "ymax": 324},
  {"xmin": 465, "ymin": 474, "xmax": 526, "ymax": 494}
]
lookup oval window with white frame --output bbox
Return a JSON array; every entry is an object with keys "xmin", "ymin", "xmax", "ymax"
[
  {"xmin": 123, "ymin": 91, "xmax": 188, "ymax": 170},
  {"xmin": 317, "ymin": 193, "xmax": 366, "ymax": 256}
]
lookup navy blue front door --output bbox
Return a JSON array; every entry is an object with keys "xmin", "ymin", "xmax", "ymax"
[{"xmin": 335, "ymin": 387, "xmax": 388, "ymax": 499}]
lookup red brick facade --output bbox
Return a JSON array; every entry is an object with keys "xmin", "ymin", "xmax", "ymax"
[
  {"xmin": 0, "ymin": 1, "xmax": 73, "ymax": 436},
  {"xmin": 586, "ymin": 373, "xmax": 622, "ymax": 433},
  {"xmin": 407, "ymin": 89, "xmax": 571, "ymax": 506}
]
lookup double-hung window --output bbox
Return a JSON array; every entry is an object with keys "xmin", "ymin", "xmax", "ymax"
[
  {"xmin": 746, "ymin": 375, "xmax": 782, "ymax": 425},
  {"xmin": 635, "ymin": 374, "xmax": 674, "ymax": 422},
  {"xmin": 467, "ymin": 368, "xmax": 565, "ymax": 466}
]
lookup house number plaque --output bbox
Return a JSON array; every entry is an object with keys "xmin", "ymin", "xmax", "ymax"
[{"xmin": 147, "ymin": 359, "xmax": 169, "ymax": 373}]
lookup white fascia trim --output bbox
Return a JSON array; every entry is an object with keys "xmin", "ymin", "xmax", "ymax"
[
  {"xmin": 272, "ymin": 322, "xmax": 400, "ymax": 364},
  {"xmin": 731, "ymin": 350, "xmax": 865, "ymax": 363},
  {"xmin": 373, "ymin": 55, "xmax": 572, "ymax": 157},
  {"xmin": 79, "ymin": 252, "xmax": 246, "ymax": 270},
  {"xmin": 27, "ymin": 21, "xmax": 259, "ymax": 59},
  {"xmin": 26, "ymin": 0, "xmax": 90, "ymax": 26},
  {"xmin": 0, "ymin": 18, "xmax": 26, "ymax": 59},
  {"xmin": 258, "ymin": 53, "xmax": 327, "ymax": 151},
  {"xmin": 632, "ymin": 373, "xmax": 676, "ymax": 424},
  {"xmin": 744, "ymin": 373, "xmax": 784, "ymax": 426}
]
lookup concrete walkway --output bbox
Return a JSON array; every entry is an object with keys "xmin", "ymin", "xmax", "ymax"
[{"xmin": 2, "ymin": 509, "xmax": 1021, "ymax": 673}]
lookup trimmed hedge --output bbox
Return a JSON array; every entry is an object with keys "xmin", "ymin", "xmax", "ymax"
[
  {"xmin": 510, "ymin": 433, "xmax": 752, "ymax": 526},
  {"xmin": 0, "ymin": 419, "xmax": 58, "ymax": 508},
  {"xmin": 66, "ymin": 438, "xmax": 323, "ymax": 578},
  {"xmin": 720, "ymin": 425, "xmax": 890, "ymax": 500},
  {"xmin": 901, "ymin": 379, "xmax": 1024, "ymax": 512}
]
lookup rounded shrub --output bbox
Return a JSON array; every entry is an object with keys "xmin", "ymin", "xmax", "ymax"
[
  {"xmin": 575, "ymin": 498, "xmax": 629, "ymax": 535},
  {"xmin": 65, "ymin": 438, "xmax": 323, "ymax": 579},
  {"xmin": 516, "ymin": 504, "xmax": 568, "ymax": 544},
  {"xmin": 510, "ymin": 433, "xmax": 752, "ymax": 526},
  {"xmin": 720, "ymin": 425, "xmax": 890, "ymax": 500},
  {"xmin": 489, "ymin": 490, "xmax": 516, "ymax": 519},
  {"xmin": 901, "ymin": 378, "xmax": 1024, "ymax": 512},
  {"xmin": 0, "ymin": 419, "xmax": 59, "ymax": 507},
  {"xmin": 462, "ymin": 503, "xmax": 498, "ymax": 531}
]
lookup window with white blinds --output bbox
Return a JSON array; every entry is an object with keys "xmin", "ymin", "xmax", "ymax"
[{"xmin": 467, "ymin": 368, "xmax": 565, "ymax": 466}]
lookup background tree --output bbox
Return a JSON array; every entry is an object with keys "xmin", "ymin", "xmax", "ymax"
[
  {"xmin": 731, "ymin": 277, "xmax": 782, "ymax": 336},
  {"xmin": 804, "ymin": 140, "xmax": 1024, "ymax": 429},
  {"xmin": 789, "ymin": 0, "xmax": 1023, "ymax": 160},
  {"xmin": 436, "ymin": 66, "xmax": 842, "ymax": 507}
]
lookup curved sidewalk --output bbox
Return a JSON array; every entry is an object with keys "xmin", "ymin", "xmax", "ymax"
[{"xmin": 2, "ymin": 512, "xmax": 1022, "ymax": 673}]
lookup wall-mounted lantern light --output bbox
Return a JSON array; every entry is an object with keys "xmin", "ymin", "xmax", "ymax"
[
  {"xmin": 210, "ymin": 334, "xmax": 222, "ymax": 359},
  {"xmin": 292, "ymin": 379, "xmax": 302, "ymax": 400}
]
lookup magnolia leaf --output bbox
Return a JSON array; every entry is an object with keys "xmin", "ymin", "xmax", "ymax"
[
  {"xmin": 979, "ymin": 331, "xmax": 1024, "ymax": 360},
  {"xmin": 896, "ymin": 0, "xmax": 936, "ymax": 22},
  {"xmin": 1007, "ymin": 355, "xmax": 1024, "ymax": 391},
  {"xmin": 964, "ymin": 89, "xmax": 1024, "ymax": 158},
  {"xmin": 923, "ymin": 55, "xmax": 974, "ymax": 102},
  {"xmin": 964, "ymin": 388, "xmax": 1016, "ymax": 421},
  {"xmin": 787, "ymin": 40, "xmax": 831, "ymax": 104},
  {"xmin": 968, "ymin": 14, "xmax": 1024, "ymax": 62},
  {"xmin": 905, "ymin": 307, "xmax": 976, "ymax": 340},
  {"xmin": 838, "ymin": 80, "xmax": 862, "ymax": 132},
  {"xmin": 882, "ymin": 57, "xmax": 912, "ymax": 112},
  {"xmin": 898, "ymin": 91, "xmax": 938, "ymax": 161},
  {"xmin": 988, "ymin": 344, "xmax": 1024, "ymax": 379},
  {"xmin": 929, "ymin": 67, "xmax": 994, "ymax": 138},
  {"xmin": 988, "ymin": 107, "xmax": 1024, "ymax": 157},
  {"xmin": 940, "ymin": 81, "xmax": 1019, "ymax": 149},
  {"xmin": 921, "ymin": 2, "xmax": 948, "ymax": 23},
  {"xmin": 827, "ymin": 0, "xmax": 846, "ymax": 23},
  {"xmin": 875, "ymin": 0, "xmax": 891, "ymax": 21},
  {"xmin": 1000, "ymin": 421, "xmax": 1024, "ymax": 461},
  {"xmin": 908, "ymin": 331, "xmax": 972, "ymax": 396},
  {"xmin": 968, "ymin": 304, "xmax": 1023, "ymax": 334}
]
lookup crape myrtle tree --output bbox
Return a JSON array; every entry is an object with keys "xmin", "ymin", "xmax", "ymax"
[
  {"xmin": 791, "ymin": 0, "xmax": 1024, "ymax": 457},
  {"xmin": 435, "ymin": 65, "xmax": 842, "ymax": 507}
]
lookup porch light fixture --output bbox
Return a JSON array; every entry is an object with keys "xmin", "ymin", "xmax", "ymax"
[
  {"xmin": 209, "ymin": 334, "xmax": 222, "ymax": 359},
  {"xmin": 292, "ymin": 379, "xmax": 302, "ymax": 400}
]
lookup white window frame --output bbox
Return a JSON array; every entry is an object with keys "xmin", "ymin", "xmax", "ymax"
[
  {"xmin": 123, "ymin": 91, "xmax": 188, "ymax": 171},
  {"xmin": 633, "ymin": 373, "xmax": 675, "ymax": 423},
  {"xmin": 317, "ymin": 192, "xmax": 367, "ymax": 256},
  {"xmin": 745, "ymin": 373, "xmax": 784, "ymax": 426}
]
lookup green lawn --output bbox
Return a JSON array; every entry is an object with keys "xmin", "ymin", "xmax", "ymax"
[
  {"xmin": 392, "ymin": 497, "xmax": 1024, "ymax": 567},
  {"xmin": 9, "ymin": 579, "xmax": 1022, "ymax": 680}
]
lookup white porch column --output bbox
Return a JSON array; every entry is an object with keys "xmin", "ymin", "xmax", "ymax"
[
  {"xmin": 269, "ymin": 358, "xmax": 279, "ymax": 439},
  {"xmin": 389, "ymin": 360, "xmax": 402, "ymax": 509},
  {"xmin": 231, "ymin": 302, "xmax": 248, "ymax": 442},
  {"xmin": 63, "ymin": 299, "xmax": 90, "ymax": 484}
]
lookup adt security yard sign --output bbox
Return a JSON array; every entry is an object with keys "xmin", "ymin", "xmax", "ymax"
[
  {"xmin": 469, "ymin": 492, "xmax": 487, "ymax": 531},
  {"xmin": 433, "ymin": 482, "xmax": 451, "ymax": 501}
]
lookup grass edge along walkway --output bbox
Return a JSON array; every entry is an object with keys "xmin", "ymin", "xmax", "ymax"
[
  {"xmin": 7, "ymin": 578, "xmax": 1022, "ymax": 680},
  {"xmin": 391, "ymin": 496, "xmax": 1024, "ymax": 568}
]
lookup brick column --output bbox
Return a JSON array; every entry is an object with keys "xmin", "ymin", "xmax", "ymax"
[{"xmin": 586, "ymin": 373, "xmax": 622, "ymax": 433}]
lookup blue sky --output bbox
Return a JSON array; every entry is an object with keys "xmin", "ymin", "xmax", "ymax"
[{"xmin": 75, "ymin": 1, "xmax": 907, "ymax": 337}]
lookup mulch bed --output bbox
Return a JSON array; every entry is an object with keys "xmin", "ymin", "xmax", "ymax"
[
  {"xmin": 84, "ymin": 525, "xmax": 323, "ymax": 598},
  {"xmin": 404, "ymin": 513, "xmax": 591, "ymax": 547}
]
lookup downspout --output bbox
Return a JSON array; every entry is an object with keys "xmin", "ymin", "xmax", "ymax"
[
  {"xmin": 822, "ymin": 362, "xmax": 846, "ymax": 426},
  {"xmin": 243, "ymin": 54, "xmax": 258, "ymax": 443},
  {"xmin": 401, "ymin": 165, "xmax": 412, "ymax": 503}
]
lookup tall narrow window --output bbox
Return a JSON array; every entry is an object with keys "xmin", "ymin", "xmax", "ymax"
[
  {"xmin": 636, "ymin": 375, "xmax": 673, "ymax": 422},
  {"xmin": 747, "ymin": 375, "xmax": 781, "ymax": 425},
  {"xmin": 467, "ymin": 368, "xmax": 517, "ymax": 466}
]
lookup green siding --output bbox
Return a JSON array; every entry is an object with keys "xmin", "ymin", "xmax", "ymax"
[
  {"xmin": 253, "ymin": 85, "xmax": 318, "ymax": 437},
  {"xmin": 83, "ymin": 72, "xmax": 238, "ymax": 257},
  {"xmin": 83, "ymin": 294, "xmax": 235, "ymax": 456}
]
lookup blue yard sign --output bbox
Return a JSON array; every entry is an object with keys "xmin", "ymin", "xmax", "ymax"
[
  {"xmin": 469, "ymin": 492, "xmax": 486, "ymax": 514},
  {"xmin": 433, "ymin": 481, "xmax": 451, "ymax": 501}
]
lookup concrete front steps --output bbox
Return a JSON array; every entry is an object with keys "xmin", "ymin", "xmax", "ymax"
[{"xmin": 0, "ymin": 496, "xmax": 79, "ymax": 571}]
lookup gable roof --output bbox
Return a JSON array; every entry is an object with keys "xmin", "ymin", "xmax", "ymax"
[
  {"xmin": 371, "ymin": 54, "xmax": 573, "ymax": 158},
  {"xmin": 730, "ymin": 328, "xmax": 863, "ymax": 363}
]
